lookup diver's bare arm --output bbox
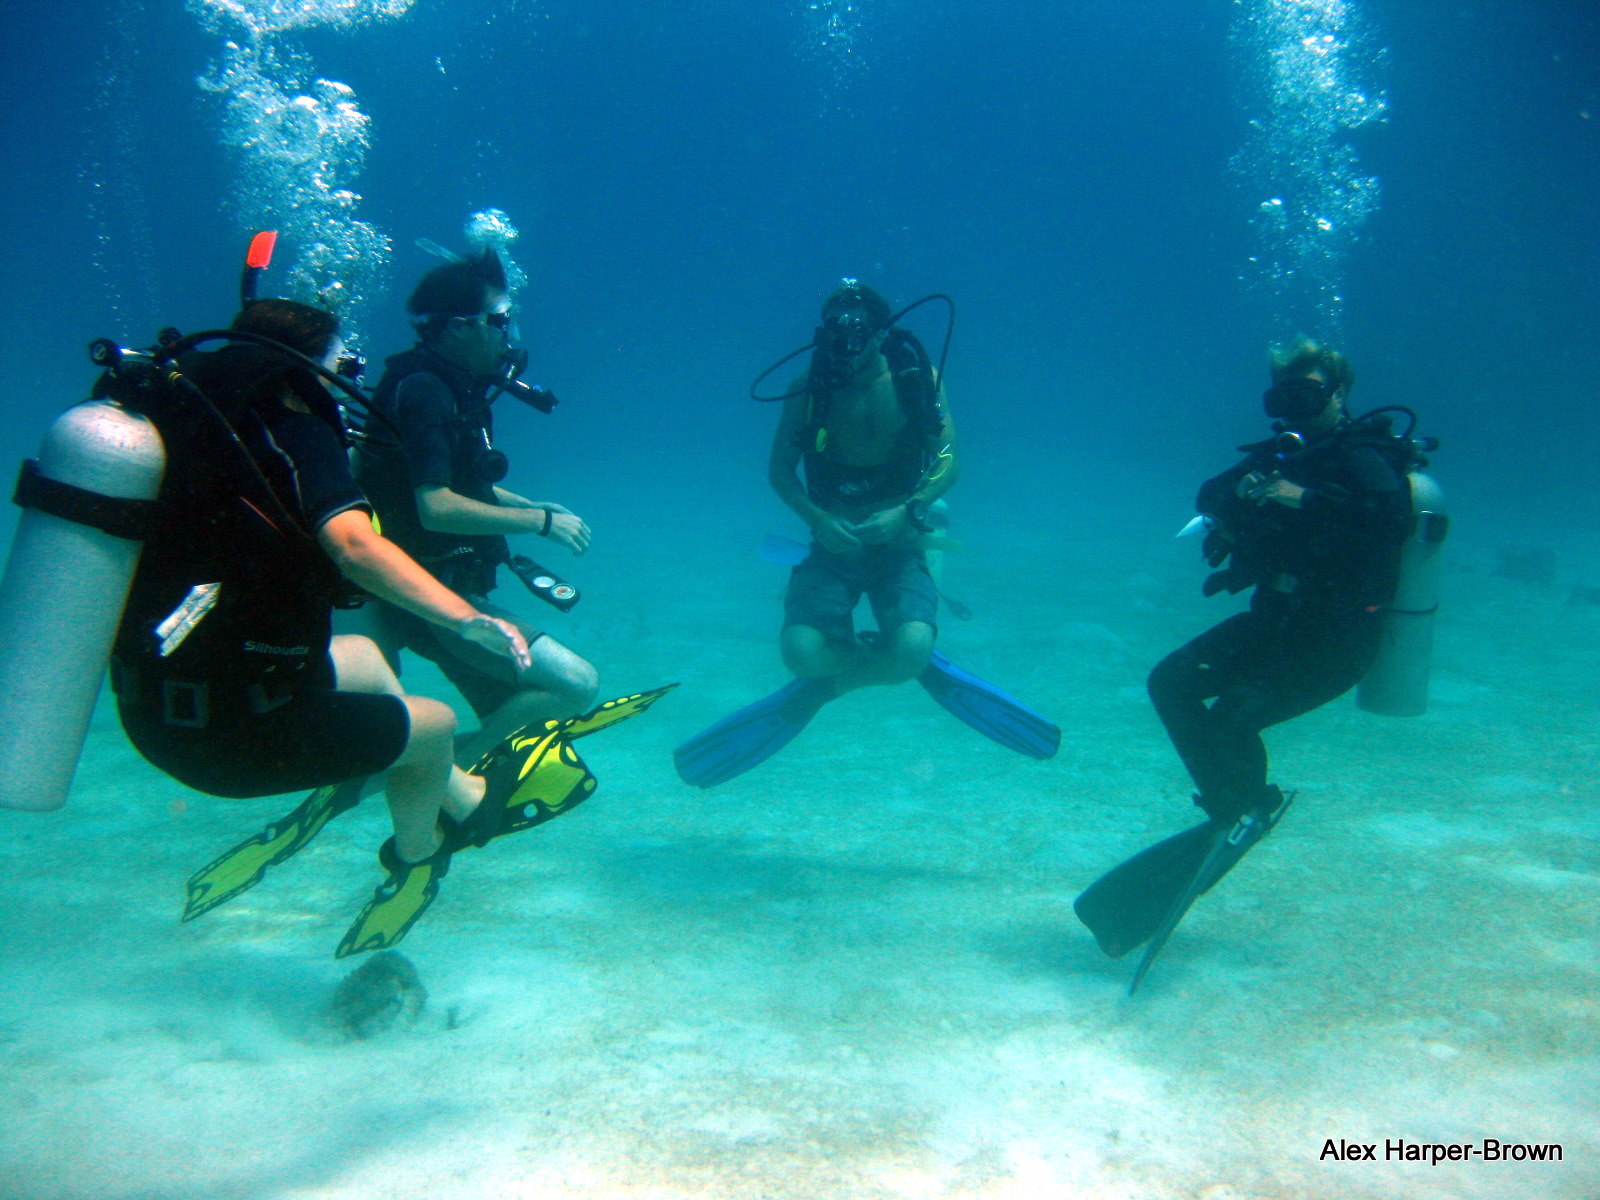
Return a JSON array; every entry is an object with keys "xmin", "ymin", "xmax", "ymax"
[
  {"xmin": 415, "ymin": 485, "xmax": 549, "ymax": 535},
  {"xmin": 417, "ymin": 485, "xmax": 590, "ymax": 553},
  {"xmin": 768, "ymin": 390, "xmax": 826, "ymax": 529},
  {"xmin": 769, "ymin": 388, "xmax": 860, "ymax": 551},
  {"xmin": 318, "ymin": 510, "xmax": 530, "ymax": 666},
  {"xmin": 493, "ymin": 487, "xmax": 572, "ymax": 516}
]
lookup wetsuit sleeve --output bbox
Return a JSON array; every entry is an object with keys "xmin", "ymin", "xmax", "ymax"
[
  {"xmin": 266, "ymin": 412, "xmax": 372, "ymax": 530},
  {"xmin": 1196, "ymin": 457, "xmax": 1261, "ymax": 524},
  {"xmin": 393, "ymin": 371, "xmax": 459, "ymax": 489}
]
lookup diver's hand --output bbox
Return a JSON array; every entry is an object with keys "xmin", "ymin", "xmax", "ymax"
[
  {"xmin": 812, "ymin": 512, "xmax": 863, "ymax": 554},
  {"xmin": 852, "ymin": 505, "xmax": 909, "ymax": 546},
  {"xmin": 1201, "ymin": 526, "xmax": 1234, "ymax": 568},
  {"xmin": 541, "ymin": 509, "xmax": 592, "ymax": 555},
  {"xmin": 457, "ymin": 615, "xmax": 532, "ymax": 672},
  {"xmin": 1240, "ymin": 472, "xmax": 1305, "ymax": 509},
  {"xmin": 530, "ymin": 500, "xmax": 572, "ymax": 515}
]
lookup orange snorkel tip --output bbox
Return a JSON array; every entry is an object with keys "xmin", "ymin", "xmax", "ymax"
[
  {"xmin": 246, "ymin": 230, "xmax": 278, "ymax": 270},
  {"xmin": 240, "ymin": 230, "xmax": 280, "ymax": 305}
]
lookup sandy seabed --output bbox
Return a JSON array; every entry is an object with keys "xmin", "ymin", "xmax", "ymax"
[{"xmin": 2, "ymin": 508, "xmax": 1595, "ymax": 1200}]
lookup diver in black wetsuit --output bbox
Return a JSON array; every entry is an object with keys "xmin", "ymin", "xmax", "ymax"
[
  {"xmin": 1147, "ymin": 338, "xmax": 1414, "ymax": 824},
  {"xmin": 112, "ymin": 299, "xmax": 531, "ymax": 867},
  {"xmin": 1074, "ymin": 338, "xmax": 1419, "ymax": 986},
  {"xmin": 352, "ymin": 250, "xmax": 598, "ymax": 767}
]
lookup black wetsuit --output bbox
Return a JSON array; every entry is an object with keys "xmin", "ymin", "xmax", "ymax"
[
  {"xmin": 1147, "ymin": 422, "xmax": 1413, "ymax": 822},
  {"xmin": 355, "ymin": 347, "xmax": 540, "ymax": 717},
  {"xmin": 360, "ymin": 347, "xmax": 508, "ymax": 594},
  {"xmin": 113, "ymin": 363, "xmax": 408, "ymax": 798}
]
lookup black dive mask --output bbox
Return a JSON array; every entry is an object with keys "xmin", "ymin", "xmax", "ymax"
[
  {"xmin": 335, "ymin": 352, "xmax": 366, "ymax": 384},
  {"xmin": 1263, "ymin": 376, "xmax": 1336, "ymax": 422},
  {"xmin": 816, "ymin": 306, "xmax": 878, "ymax": 361}
]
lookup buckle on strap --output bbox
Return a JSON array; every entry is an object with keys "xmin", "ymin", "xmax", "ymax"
[
  {"xmin": 161, "ymin": 680, "xmax": 210, "ymax": 729},
  {"xmin": 245, "ymin": 678, "xmax": 295, "ymax": 715}
]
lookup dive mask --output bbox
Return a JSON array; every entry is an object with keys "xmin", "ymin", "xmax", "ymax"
[
  {"xmin": 1263, "ymin": 375, "xmax": 1336, "ymax": 422},
  {"xmin": 335, "ymin": 351, "xmax": 366, "ymax": 384},
  {"xmin": 817, "ymin": 305, "xmax": 879, "ymax": 360}
]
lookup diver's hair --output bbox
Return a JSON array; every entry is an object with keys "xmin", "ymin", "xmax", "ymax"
[
  {"xmin": 204, "ymin": 298, "xmax": 338, "ymax": 418},
  {"xmin": 232, "ymin": 298, "xmax": 338, "ymax": 361},
  {"xmin": 409, "ymin": 248, "xmax": 509, "ymax": 340},
  {"xmin": 1269, "ymin": 336, "xmax": 1354, "ymax": 394},
  {"xmin": 822, "ymin": 280, "xmax": 891, "ymax": 331}
]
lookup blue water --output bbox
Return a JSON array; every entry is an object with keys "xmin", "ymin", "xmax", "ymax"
[{"xmin": 1, "ymin": 3, "xmax": 1597, "ymax": 1197}]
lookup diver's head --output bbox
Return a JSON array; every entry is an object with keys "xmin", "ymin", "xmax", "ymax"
[
  {"xmin": 817, "ymin": 279, "xmax": 891, "ymax": 364},
  {"xmin": 234, "ymin": 296, "xmax": 338, "ymax": 362},
  {"xmin": 222, "ymin": 299, "xmax": 346, "ymax": 434},
  {"xmin": 1264, "ymin": 337, "xmax": 1352, "ymax": 433},
  {"xmin": 409, "ymin": 248, "xmax": 514, "ymax": 377}
]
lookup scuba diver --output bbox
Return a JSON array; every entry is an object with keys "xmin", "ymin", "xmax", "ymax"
[
  {"xmin": 1075, "ymin": 337, "xmax": 1428, "ymax": 993},
  {"xmin": 674, "ymin": 280, "xmax": 1060, "ymax": 787},
  {"xmin": 0, "ymin": 235, "xmax": 672, "ymax": 957},
  {"xmin": 348, "ymin": 248, "xmax": 600, "ymax": 767}
]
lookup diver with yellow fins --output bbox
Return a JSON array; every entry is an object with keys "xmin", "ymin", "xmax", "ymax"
[
  {"xmin": 674, "ymin": 280, "xmax": 1059, "ymax": 787},
  {"xmin": 0, "ymin": 234, "xmax": 671, "ymax": 956}
]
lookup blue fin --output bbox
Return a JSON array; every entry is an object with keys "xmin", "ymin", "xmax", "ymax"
[
  {"xmin": 916, "ymin": 651, "xmax": 1060, "ymax": 760},
  {"xmin": 674, "ymin": 677, "xmax": 834, "ymax": 788},
  {"xmin": 760, "ymin": 533, "xmax": 811, "ymax": 566}
]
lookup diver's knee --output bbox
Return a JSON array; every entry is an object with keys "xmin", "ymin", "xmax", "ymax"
[
  {"xmin": 780, "ymin": 625, "xmax": 833, "ymax": 677},
  {"xmin": 1147, "ymin": 652, "xmax": 1196, "ymax": 709},
  {"xmin": 1209, "ymin": 685, "xmax": 1271, "ymax": 733},
  {"xmin": 398, "ymin": 695, "xmax": 458, "ymax": 763},
  {"xmin": 565, "ymin": 658, "xmax": 600, "ymax": 711},
  {"xmin": 884, "ymin": 623, "xmax": 934, "ymax": 681}
]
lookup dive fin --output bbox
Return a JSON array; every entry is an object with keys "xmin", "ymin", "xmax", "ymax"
[
  {"xmin": 1126, "ymin": 789, "xmax": 1292, "ymax": 995},
  {"xmin": 335, "ymin": 838, "xmax": 452, "ymax": 959},
  {"xmin": 673, "ymin": 677, "xmax": 835, "ymax": 788},
  {"xmin": 182, "ymin": 776, "xmax": 366, "ymax": 921},
  {"xmin": 1072, "ymin": 820, "xmax": 1218, "ymax": 959},
  {"xmin": 448, "ymin": 683, "xmax": 677, "ymax": 849},
  {"xmin": 563, "ymin": 683, "xmax": 677, "ymax": 741},
  {"xmin": 449, "ymin": 683, "xmax": 677, "ymax": 848},
  {"xmin": 1073, "ymin": 788, "xmax": 1293, "ymax": 992},
  {"xmin": 338, "ymin": 684, "xmax": 675, "ymax": 955},
  {"xmin": 917, "ymin": 650, "xmax": 1060, "ymax": 759}
]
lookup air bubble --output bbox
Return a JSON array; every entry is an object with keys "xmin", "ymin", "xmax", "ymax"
[
  {"xmin": 1230, "ymin": 0, "xmax": 1386, "ymax": 339},
  {"xmin": 190, "ymin": 0, "xmax": 414, "ymax": 344}
]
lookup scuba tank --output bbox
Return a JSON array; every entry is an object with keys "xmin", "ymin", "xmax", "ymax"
[
  {"xmin": 1228, "ymin": 403, "xmax": 1448, "ymax": 718},
  {"xmin": 0, "ymin": 394, "xmax": 165, "ymax": 810},
  {"xmin": 1358, "ymin": 469, "xmax": 1448, "ymax": 717}
]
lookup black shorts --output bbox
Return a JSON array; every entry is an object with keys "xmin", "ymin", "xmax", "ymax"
[
  {"xmin": 783, "ymin": 542, "xmax": 939, "ymax": 644},
  {"xmin": 119, "ymin": 657, "xmax": 410, "ymax": 800},
  {"xmin": 368, "ymin": 596, "xmax": 546, "ymax": 719}
]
